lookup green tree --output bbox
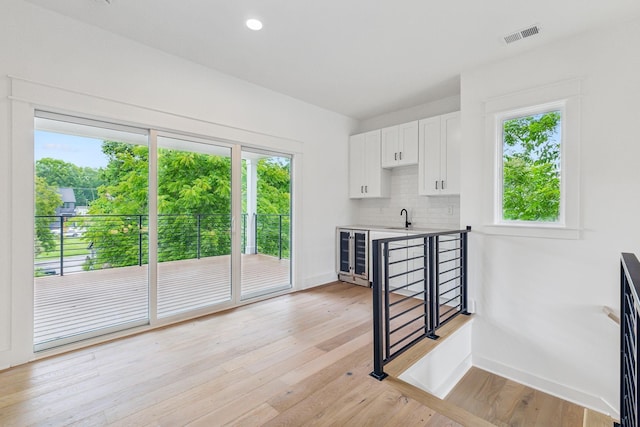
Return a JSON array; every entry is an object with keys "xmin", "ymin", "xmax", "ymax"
[
  {"xmin": 255, "ymin": 158, "xmax": 291, "ymax": 258},
  {"xmin": 35, "ymin": 158, "xmax": 103, "ymax": 205},
  {"xmin": 34, "ymin": 176, "xmax": 62, "ymax": 255},
  {"xmin": 82, "ymin": 141, "xmax": 291, "ymax": 269},
  {"xmin": 82, "ymin": 142, "xmax": 150, "ymax": 269},
  {"xmin": 157, "ymin": 148, "xmax": 232, "ymax": 261},
  {"xmin": 502, "ymin": 111, "xmax": 561, "ymax": 221}
]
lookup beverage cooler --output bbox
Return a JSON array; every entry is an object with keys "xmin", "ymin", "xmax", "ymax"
[{"xmin": 336, "ymin": 228, "xmax": 369, "ymax": 287}]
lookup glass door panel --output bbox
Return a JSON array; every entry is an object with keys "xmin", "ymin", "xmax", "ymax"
[
  {"xmin": 156, "ymin": 136, "xmax": 232, "ymax": 317},
  {"xmin": 33, "ymin": 112, "xmax": 149, "ymax": 351},
  {"xmin": 241, "ymin": 149, "xmax": 292, "ymax": 299}
]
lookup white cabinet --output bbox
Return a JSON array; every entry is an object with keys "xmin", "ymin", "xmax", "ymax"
[
  {"xmin": 349, "ymin": 130, "xmax": 390, "ymax": 199},
  {"xmin": 418, "ymin": 112, "xmax": 461, "ymax": 196},
  {"xmin": 381, "ymin": 121, "xmax": 419, "ymax": 168}
]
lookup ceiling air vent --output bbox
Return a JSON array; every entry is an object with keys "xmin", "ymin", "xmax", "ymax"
[{"xmin": 503, "ymin": 24, "xmax": 541, "ymax": 45}]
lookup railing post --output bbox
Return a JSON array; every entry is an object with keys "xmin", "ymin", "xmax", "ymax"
[
  {"xmin": 423, "ymin": 236, "xmax": 429, "ymax": 335},
  {"xmin": 59, "ymin": 215, "xmax": 64, "ymax": 276},
  {"xmin": 278, "ymin": 215, "xmax": 283, "ymax": 259},
  {"xmin": 461, "ymin": 228, "xmax": 470, "ymax": 315},
  {"xmin": 370, "ymin": 239, "xmax": 388, "ymax": 381},
  {"xmin": 196, "ymin": 214, "xmax": 201, "ymax": 260},
  {"xmin": 138, "ymin": 215, "xmax": 143, "ymax": 266},
  {"xmin": 253, "ymin": 213, "xmax": 258, "ymax": 254},
  {"xmin": 427, "ymin": 236, "xmax": 439, "ymax": 339}
]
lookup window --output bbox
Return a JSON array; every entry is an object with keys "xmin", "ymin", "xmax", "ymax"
[
  {"xmin": 484, "ymin": 79, "xmax": 581, "ymax": 239},
  {"xmin": 498, "ymin": 106, "xmax": 563, "ymax": 224}
]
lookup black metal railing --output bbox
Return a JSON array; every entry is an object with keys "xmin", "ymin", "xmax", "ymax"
[
  {"xmin": 370, "ymin": 227, "xmax": 471, "ymax": 380},
  {"xmin": 34, "ymin": 213, "xmax": 290, "ymax": 276},
  {"xmin": 618, "ymin": 253, "xmax": 639, "ymax": 427}
]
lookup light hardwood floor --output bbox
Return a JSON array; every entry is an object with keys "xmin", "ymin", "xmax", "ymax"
[{"xmin": 2, "ymin": 281, "xmax": 602, "ymax": 426}]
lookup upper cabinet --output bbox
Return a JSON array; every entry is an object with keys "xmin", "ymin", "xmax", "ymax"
[
  {"xmin": 381, "ymin": 121, "xmax": 419, "ymax": 168},
  {"xmin": 349, "ymin": 130, "xmax": 390, "ymax": 199},
  {"xmin": 418, "ymin": 112, "xmax": 461, "ymax": 196}
]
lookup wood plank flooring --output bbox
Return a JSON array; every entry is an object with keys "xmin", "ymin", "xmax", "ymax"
[{"xmin": 4, "ymin": 281, "xmax": 602, "ymax": 426}]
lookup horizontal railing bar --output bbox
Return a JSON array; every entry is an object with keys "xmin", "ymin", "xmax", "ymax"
[
  {"xmin": 439, "ymin": 257, "xmax": 461, "ymax": 265},
  {"xmin": 440, "ymin": 304, "xmax": 461, "ymax": 318},
  {"xmin": 388, "ymin": 254, "xmax": 425, "ymax": 266},
  {"xmin": 439, "ymin": 285, "xmax": 462, "ymax": 296},
  {"xmin": 439, "ymin": 265, "xmax": 461, "ymax": 275},
  {"xmin": 389, "ymin": 289, "xmax": 427, "ymax": 307},
  {"xmin": 389, "ymin": 326, "xmax": 427, "ymax": 350},
  {"xmin": 440, "ymin": 294, "xmax": 461, "ymax": 307},
  {"xmin": 439, "ymin": 276, "xmax": 461, "ymax": 286},
  {"xmin": 389, "ymin": 301, "xmax": 426, "ymax": 322},
  {"xmin": 389, "ymin": 313, "xmax": 428, "ymax": 336},
  {"xmin": 372, "ymin": 229, "xmax": 471, "ymax": 245},
  {"xmin": 438, "ymin": 247, "xmax": 461, "ymax": 254},
  {"xmin": 438, "ymin": 237, "xmax": 462, "ymax": 243}
]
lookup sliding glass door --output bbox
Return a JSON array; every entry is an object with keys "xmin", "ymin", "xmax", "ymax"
[
  {"xmin": 241, "ymin": 149, "xmax": 292, "ymax": 298},
  {"xmin": 33, "ymin": 112, "xmax": 294, "ymax": 351},
  {"xmin": 156, "ymin": 136, "xmax": 232, "ymax": 317},
  {"xmin": 33, "ymin": 112, "xmax": 149, "ymax": 351}
]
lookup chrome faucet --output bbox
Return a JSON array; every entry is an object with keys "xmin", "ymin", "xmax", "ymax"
[{"xmin": 400, "ymin": 209, "xmax": 411, "ymax": 229}]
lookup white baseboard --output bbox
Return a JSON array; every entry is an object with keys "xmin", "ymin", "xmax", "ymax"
[{"xmin": 473, "ymin": 355, "xmax": 619, "ymax": 418}]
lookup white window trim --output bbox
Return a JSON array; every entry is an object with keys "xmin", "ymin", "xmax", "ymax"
[{"xmin": 483, "ymin": 79, "xmax": 581, "ymax": 239}]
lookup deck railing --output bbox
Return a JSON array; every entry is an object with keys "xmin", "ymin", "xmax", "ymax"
[
  {"xmin": 618, "ymin": 253, "xmax": 640, "ymax": 427},
  {"xmin": 34, "ymin": 213, "xmax": 290, "ymax": 276},
  {"xmin": 370, "ymin": 227, "xmax": 471, "ymax": 380}
]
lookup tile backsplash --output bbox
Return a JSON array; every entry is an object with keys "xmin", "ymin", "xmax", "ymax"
[{"xmin": 353, "ymin": 165, "xmax": 460, "ymax": 229}]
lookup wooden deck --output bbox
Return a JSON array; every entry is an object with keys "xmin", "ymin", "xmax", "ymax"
[{"xmin": 35, "ymin": 254, "xmax": 290, "ymax": 346}]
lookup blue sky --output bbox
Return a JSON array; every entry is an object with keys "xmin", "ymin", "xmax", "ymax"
[{"xmin": 34, "ymin": 131, "xmax": 108, "ymax": 168}]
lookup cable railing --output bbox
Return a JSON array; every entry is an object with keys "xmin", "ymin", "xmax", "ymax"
[
  {"xmin": 370, "ymin": 227, "xmax": 471, "ymax": 380},
  {"xmin": 34, "ymin": 213, "xmax": 290, "ymax": 276},
  {"xmin": 618, "ymin": 253, "xmax": 639, "ymax": 427}
]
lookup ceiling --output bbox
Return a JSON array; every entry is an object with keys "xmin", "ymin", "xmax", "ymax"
[{"xmin": 24, "ymin": 0, "xmax": 640, "ymax": 120}]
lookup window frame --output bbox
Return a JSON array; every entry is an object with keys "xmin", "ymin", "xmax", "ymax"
[
  {"xmin": 494, "ymin": 101, "xmax": 566, "ymax": 227},
  {"xmin": 483, "ymin": 79, "xmax": 581, "ymax": 239}
]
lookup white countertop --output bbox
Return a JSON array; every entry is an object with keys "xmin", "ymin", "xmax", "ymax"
[{"xmin": 337, "ymin": 225, "xmax": 454, "ymax": 234}]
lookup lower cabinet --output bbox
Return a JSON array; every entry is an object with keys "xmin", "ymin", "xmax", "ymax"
[{"xmin": 336, "ymin": 228, "xmax": 369, "ymax": 286}]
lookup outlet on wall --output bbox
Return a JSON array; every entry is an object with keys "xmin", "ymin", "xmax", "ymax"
[{"xmin": 447, "ymin": 206, "xmax": 453, "ymax": 215}]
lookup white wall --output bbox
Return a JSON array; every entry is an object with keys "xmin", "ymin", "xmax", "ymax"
[
  {"xmin": 357, "ymin": 94, "xmax": 460, "ymax": 133},
  {"xmin": 0, "ymin": 0, "xmax": 357, "ymax": 368},
  {"xmin": 461, "ymin": 18, "xmax": 640, "ymax": 414}
]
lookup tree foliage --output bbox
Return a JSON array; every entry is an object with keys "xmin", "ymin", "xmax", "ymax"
[
  {"xmin": 80, "ymin": 142, "xmax": 290, "ymax": 268},
  {"xmin": 34, "ymin": 176, "xmax": 62, "ymax": 255},
  {"xmin": 502, "ymin": 111, "xmax": 561, "ymax": 222},
  {"xmin": 36, "ymin": 158, "xmax": 103, "ymax": 205}
]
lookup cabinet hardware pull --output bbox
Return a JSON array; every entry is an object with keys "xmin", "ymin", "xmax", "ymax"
[
  {"xmin": 394, "ymin": 152, "xmax": 397, "ymax": 161},
  {"xmin": 399, "ymin": 152, "xmax": 402, "ymax": 160},
  {"xmin": 441, "ymin": 180, "xmax": 445, "ymax": 189},
  {"xmin": 435, "ymin": 181, "xmax": 439, "ymax": 190},
  {"xmin": 365, "ymin": 185, "xmax": 368, "ymax": 193},
  {"xmin": 360, "ymin": 185, "xmax": 363, "ymax": 193}
]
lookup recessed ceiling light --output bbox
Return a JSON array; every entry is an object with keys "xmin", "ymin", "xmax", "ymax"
[{"xmin": 246, "ymin": 19, "xmax": 263, "ymax": 31}]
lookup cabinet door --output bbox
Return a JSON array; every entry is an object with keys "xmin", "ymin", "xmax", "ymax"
[
  {"xmin": 363, "ymin": 130, "xmax": 386, "ymax": 198},
  {"xmin": 440, "ymin": 112, "xmax": 461, "ymax": 195},
  {"xmin": 338, "ymin": 230, "xmax": 351, "ymax": 274},
  {"xmin": 397, "ymin": 121, "xmax": 419, "ymax": 166},
  {"xmin": 381, "ymin": 126, "xmax": 399, "ymax": 168},
  {"xmin": 349, "ymin": 133, "xmax": 365, "ymax": 198},
  {"xmin": 353, "ymin": 231, "xmax": 368, "ymax": 277},
  {"xmin": 418, "ymin": 117, "xmax": 442, "ymax": 196}
]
